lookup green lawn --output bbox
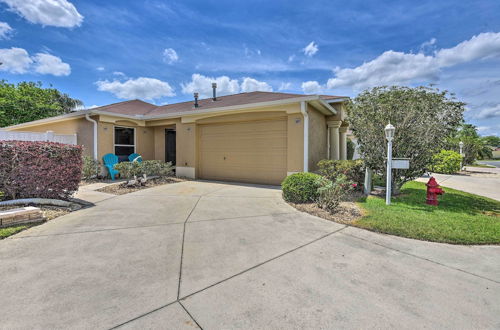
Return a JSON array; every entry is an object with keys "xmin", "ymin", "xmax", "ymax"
[
  {"xmin": 355, "ymin": 181, "xmax": 500, "ymax": 244},
  {"xmin": 0, "ymin": 225, "xmax": 29, "ymax": 239}
]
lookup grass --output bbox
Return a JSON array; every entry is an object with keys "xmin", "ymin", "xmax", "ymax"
[
  {"xmin": 355, "ymin": 181, "xmax": 500, "ymax": 245},
  {"xmin": 0, "ymin": 225, "xmax": 29, "ymax": 239}
]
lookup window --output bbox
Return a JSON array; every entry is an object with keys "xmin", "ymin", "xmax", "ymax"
[{"xmin": 114, "ymin": 126, "xmax": 135, "ymax": 162}]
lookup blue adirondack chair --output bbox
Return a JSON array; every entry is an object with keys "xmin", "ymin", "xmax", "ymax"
[
  {"xmin": 128, "ymin": 153, "xmax": 143, "ymax": 163},
  {"xmin": 103, "ymin": 153, "xmax": 119, "ymax": 180}
]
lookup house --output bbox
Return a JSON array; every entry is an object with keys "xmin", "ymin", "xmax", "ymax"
[{"xmin": 4, "ymin": 90, "xmax": 349, "ymax": 185}]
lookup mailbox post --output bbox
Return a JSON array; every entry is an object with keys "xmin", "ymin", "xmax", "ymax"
[{"xmin": 384, "ymin": 124, "xmax": 395, "ymax": 205}]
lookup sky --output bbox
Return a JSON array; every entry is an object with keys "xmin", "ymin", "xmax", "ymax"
[{"xmin": 0, "ymin": 0, "xmax": 500, "ymax": 136}]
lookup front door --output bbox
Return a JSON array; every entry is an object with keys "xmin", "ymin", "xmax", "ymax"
[{"xmin": 165, "ymin": 129, "xmax": 176, "ymax": 165}]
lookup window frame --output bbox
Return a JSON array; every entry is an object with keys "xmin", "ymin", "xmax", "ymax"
[{"xmin": 113, "ymin": 126, "xmax": 136, "ymax": 157}]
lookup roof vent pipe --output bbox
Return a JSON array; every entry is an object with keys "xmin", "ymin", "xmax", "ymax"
[
  {"xmin": 194, "ymin": 92, "xmax": 199, "ymax": 108},
  {"xmin": 212, "ymin": 82, "xmax": 217, "ymax": 101}
]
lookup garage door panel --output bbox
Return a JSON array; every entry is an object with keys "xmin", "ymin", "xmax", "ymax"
[{"xmin": 199, "ymin": 119, "xmax": 287, "ymax": 185}]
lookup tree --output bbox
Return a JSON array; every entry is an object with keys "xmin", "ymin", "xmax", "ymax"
[
  {"xmin": 482, "ymin": 135, "xmax": 500, "ymax": 148},
  {"xmin": 446, "ymin": 124, "xmax": 493, "ymax": 163},
  {"xmin": 0, "ymin": 80, "xmax": 83, "ymax": 127},
  {"xmin": 346, "ymin": 86, "xmax": 464, "ymax": 192}
]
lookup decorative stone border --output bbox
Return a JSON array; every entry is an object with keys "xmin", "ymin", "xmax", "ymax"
[{"xmin": 0, "ymin": 206, "xmax": 45, "ymax": 227}]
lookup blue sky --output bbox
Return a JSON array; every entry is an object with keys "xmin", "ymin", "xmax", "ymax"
[{"xmin": 1, "ymin": 0, "xmax": 500, "ymax": 135}]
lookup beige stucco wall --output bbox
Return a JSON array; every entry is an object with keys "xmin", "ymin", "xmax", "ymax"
[
  {"xmin": 287, "ymin": 113, "xmax": 304, "ymax": 173},
  {"xmin": 97, "ymin": 120, "xmax": 157, "ymax": 162},
  {"xmin": 8, "ymin": 117, "xmax": 94, "ymax": 157},
  {"xmin": 308, "ymin": 105, "xmax": 327, "ymax": 171}
]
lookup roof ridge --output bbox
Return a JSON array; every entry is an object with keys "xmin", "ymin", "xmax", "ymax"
[{"xmin": 89, "ymin": 99, "xmax": 154, "ymax": 110}]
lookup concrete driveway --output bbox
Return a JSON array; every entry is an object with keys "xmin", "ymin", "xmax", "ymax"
[{"xmin": 1, "ymin": 181, "xmax": 499, "ymax": 329}]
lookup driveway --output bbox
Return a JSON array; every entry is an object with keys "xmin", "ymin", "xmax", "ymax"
[{"xmin": 1, "ymin": 181, "xmax": 499, "ymax": 329}]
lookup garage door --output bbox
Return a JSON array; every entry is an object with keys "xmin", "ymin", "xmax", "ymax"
[{"xmin": 199, "ymin": 118, "xmax": 287, "ymax": 185}]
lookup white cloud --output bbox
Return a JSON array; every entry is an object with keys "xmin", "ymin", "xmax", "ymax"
[
  {"xmin": 181, "ymin": 74, "xmax": 239, "ymax": 98},
  {"xmin": 474, "ymin": 104, "xmax": 500, "ymax": 119},
  {"xmin": 96, "ymin": 77, "xmax": 175, "ymax": 100},
  {"xmin": 240, "ymin": 77, "xmax": 272, "ymax": 92},
  {"xmin": 113, "ymin": 71, "xmax": 126, "ymax": 77},
  {"xmin": 279, "ymin": 82, "xmax": 292, "ymax": 91},
  {"xmin": 301, "ymin": 80, "xmax": 323, "ymax": 94},
  {"xmin": 181, "ymin": 74, "xmax": 274, "ymax": 97},
  {"xmin": 163, "ymin": 48, "xmax": 178, "ymax": 64},
  {"xmin": 33, "ymin": 53, "xmax": 71, "ymax": 76},
  {"xmin": 0, "ymin": 47, "xmax": 32, "ymax": 73},
  {"xmin": 476, "ymin": 126, "xmax": 491, "ymax": 132},
  {"xmin": 0, "ymin": 0, "xmax": 83, "ymax": 27},
  {"xmin": 303, "ymin": 41, "xmax": 318, "ymax": 57},
  {"xmin": 420, "ymin": 38, "xmax": 436, "ymax": 53},
  {"xmin": 96, "ymin": 66, "xmax": 105, "ymax": 71},
  {"xmin": 327, "ymin": 32, "xmax": 500, "ymax": 90},
  {"xmin": 288, "ymin": 55, "xmax": 295, "ymax": 62},
  {"xmin": 435, "ymin": 32, "xmax": 500, "ymax": 67},
  {"xmin": 0, "ymin": 22, "xmax": 13, "ymax": 39}
]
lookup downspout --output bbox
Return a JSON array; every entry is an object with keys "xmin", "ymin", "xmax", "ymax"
[
  {"xmin": 85, "ymin": 113, "xmax": 98, "ymax": 160},
  {"xmin": 300, "ymin": 101, "xmax": 309, "ymax": 172}
]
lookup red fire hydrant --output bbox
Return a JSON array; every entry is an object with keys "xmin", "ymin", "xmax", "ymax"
[{"xmin": 426, "ymin": 177, "xmax": 444, "ymax": 206}]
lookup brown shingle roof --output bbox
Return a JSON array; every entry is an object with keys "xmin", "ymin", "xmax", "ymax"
[{"xmin": 94, "ymin": 92, "xmax": 347, "ymax": 117}]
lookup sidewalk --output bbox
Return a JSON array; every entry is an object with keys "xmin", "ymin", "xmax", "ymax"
[{"xmin": 74, "ymin": 182, "xmax": 119, "ymax": 204}]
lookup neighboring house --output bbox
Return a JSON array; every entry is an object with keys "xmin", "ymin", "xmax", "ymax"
[{"xmin": 4, "ymin": 90, "xmax": 349, "ymax": 185}]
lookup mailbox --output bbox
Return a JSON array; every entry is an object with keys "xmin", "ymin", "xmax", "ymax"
[{"xmin": 391, "ymin": 158, "xmax": 410, "ymax": 169}]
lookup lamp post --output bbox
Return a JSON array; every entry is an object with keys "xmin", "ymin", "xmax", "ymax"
[
  {"xmin": 459, "ymin": 141, "xmax": 464, "ymax": 170},
  {"xmin": 385, "ymin": 123, "xmax": 395, "ymax": 205}
]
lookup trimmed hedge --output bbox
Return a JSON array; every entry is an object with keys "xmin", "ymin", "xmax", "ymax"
[
  {"xmin": 281, "ymin": 172, "xmax": 321, "ymax": 203},
  {"xmin": 0, "ymin": 141, "xmax": 83, "ymax": 200}
]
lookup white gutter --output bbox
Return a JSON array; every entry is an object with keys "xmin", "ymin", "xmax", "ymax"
[
  {"xmin": 85, "ymin": 114, "xmax": 98, "ymax": 160},
  {"xmin": 301, "ymin": 101, "xmax": 309, "ymax": 172}
]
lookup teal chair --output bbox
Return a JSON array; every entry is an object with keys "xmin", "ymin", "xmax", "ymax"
[
  {"xmin": 103, "ymin": 153, "xmax": 119, "ymax": 180},
  {"xmin": 128, "ymin": 153, "xmax": 143, "ymax": 163}
]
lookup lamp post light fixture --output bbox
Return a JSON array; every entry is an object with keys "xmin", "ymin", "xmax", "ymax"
[
  {"xmin": 459, "ymin": 141, "xmax": 464, "ymax": 170},
  {"xmin": 385, "ymin": 123, "xmax": 395, "ymax": 205}
]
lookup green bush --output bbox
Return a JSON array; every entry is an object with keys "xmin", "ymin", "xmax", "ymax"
[
  {"xmin": 281, "ymin": 172, "xmax": 321, "ymax": 203},
  {"xmin": 114, "ymin": 160, "xmax": 174, "ymax": 179},
  {"xmin": 430, "ymin": 150, "xmax": 462, "ymax": 174},
  {"xmin": 316, "ymin": 174, "xmax": 354, "ymax": 212},
  {"xmin": 82, "ymin": 156, "xmax": 100, "ymax": 180},
  {"xmin": 317, "ymin": 159, "xmax": 364, "ymax": 189},
  {"xmin": 141, "ymin": 160, "xmax": 174, "ymax": 177}
]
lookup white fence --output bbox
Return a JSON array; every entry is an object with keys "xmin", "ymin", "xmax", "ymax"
[{"xmin": 0, "ymin": 130, "xmax": 77, "ymax": 145}]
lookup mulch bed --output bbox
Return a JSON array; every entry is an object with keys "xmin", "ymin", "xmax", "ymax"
[
  {"xmin": 288, "ymin": 191, "xmax": 364, "ymax": 224},
  {"xmin": 96, "ymin": 176, "xmax": 186, "ymax": 195}
]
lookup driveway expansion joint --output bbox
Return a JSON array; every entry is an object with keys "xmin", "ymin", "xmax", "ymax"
[
  {"xmin": 179, "ymin": 225, "xmax": 348, "ymax": 301},
  {"xmin": 342, "ymin": 232, "xmax": 500, "ymax": 285},
  {"xmin": 179, "ymin": 300, "xmax": 203, "ymax": 329}
]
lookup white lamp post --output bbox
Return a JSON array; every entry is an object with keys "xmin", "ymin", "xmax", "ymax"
[
  {"xmin": 459, "ymin": 141, "xmax": 464, "ymax": 170},
  {"xmin": 385, "ymin": 123, "xmax": 395, "ymax": 205}
]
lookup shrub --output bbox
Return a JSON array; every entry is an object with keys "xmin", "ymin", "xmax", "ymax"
[
  {"xmin": 317, "ymin": 159, "xmax": 364, "ymax": 189},
  {"xmin": 113, "ymin": 160, "xmax": 174, "ymax": 180},
  {"xmin": 316, "ymin": 174, "xmax": 354, "ymax": 212},
  {"xmin": 82, "ymin": 156, "xmax": 100, "ymax": 180},
  {"xmin": 430, "ymin": 150, "xmax": 462, "ymax": 174},
  {"xmin": 281, "ymin": 172, "xmax": 321, "ymax": 203},
  {"xmin": 141, "ymin": 160, "xmax": 174, "ymax": 177},
  {"xmin": 0, "ymin": 141, "xmax": 83, "ymax": 200}
]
